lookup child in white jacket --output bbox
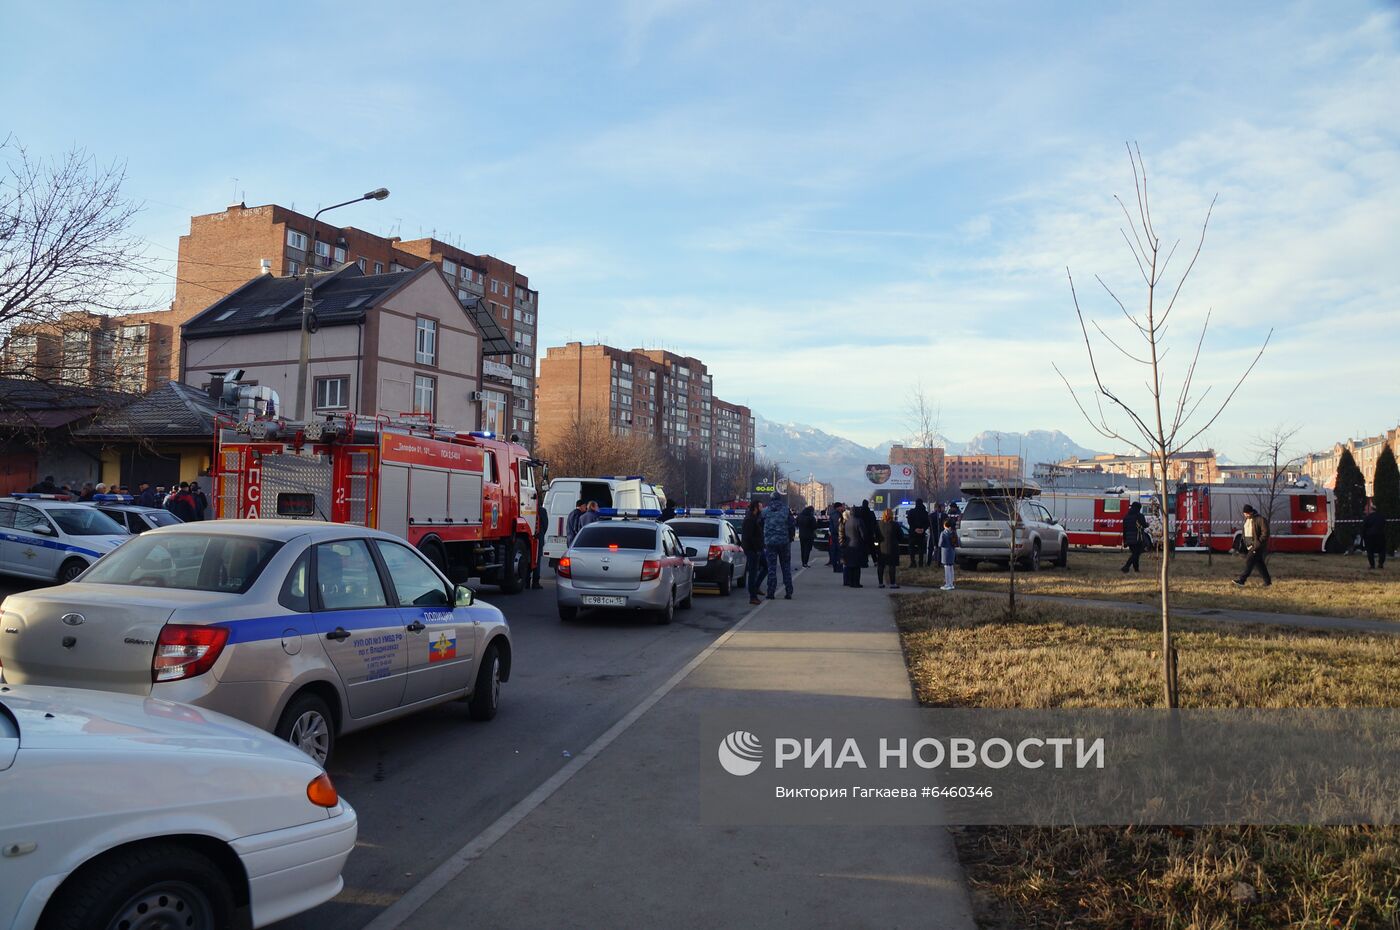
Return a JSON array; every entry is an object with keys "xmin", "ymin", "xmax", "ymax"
[{"xmin": 937, "ymin": 519, "xmax": 958, "ymax": 591}]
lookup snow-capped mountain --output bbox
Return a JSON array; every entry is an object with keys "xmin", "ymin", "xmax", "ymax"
[{"xmin": 755, "ymin": 416, "xmax": 1101, "ymax": 500}]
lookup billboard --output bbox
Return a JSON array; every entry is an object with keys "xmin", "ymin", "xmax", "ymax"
[{"xmin": 866, "ymin": 463, "xmax": 915, "ymax": 490}]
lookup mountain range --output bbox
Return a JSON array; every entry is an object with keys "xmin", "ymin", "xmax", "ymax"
[{"xmin": 755, "ymin": 416, "xmax": 1102, "ymax": 501}]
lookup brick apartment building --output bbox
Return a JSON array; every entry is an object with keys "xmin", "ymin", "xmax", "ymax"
[
  {"xmin": 165, "ymin": 202, "xmax": 539, "ymax": 444},
  {"xmin": 1055, "ymin": 450, "xmax": 1218, "ymax": 485},
  {"xmin": 888, "ymin": 444, "xmax": 946, "ymax": 496},
  {"xmin": 944, "ymin": 454, "xmax": 1024, "ymax": 488},
  {"xmin": 1, "ymin": 311, "xmax": 175, "ymax": 394},
  {"xmin": 791, "ymin": 477, "xmax": 834, "ymax": 511},
  {"xmin": 1302, "ymin": 427, "xmax": 1400, "ymax": 496},
  {"xmin": 536, "ymin": 341, "xmax": 755, "ymax": 476}
]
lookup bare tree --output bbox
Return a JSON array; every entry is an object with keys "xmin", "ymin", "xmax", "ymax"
[
  {"xmin": 902, "ymin": 384, "xmax": 944, "ymax": 501},
  {"xmin": 1, "ymin": 138, "xmax": 151, "ymax": 332},
  {"xmin": 1054, "ymin": 144, "xmax": 1272, "ymax": 708},
  {"xmin": 1247, "ymin": 424, "xmax": 1304, "ymax": 536},
  {"xmin": 540, "ymin": 415, "xmax": 670, "ymax": 483}
]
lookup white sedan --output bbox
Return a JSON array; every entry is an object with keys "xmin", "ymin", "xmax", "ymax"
[{"xmin": 0, "ymin": 683, "xmax": 357, "ymax": 930}]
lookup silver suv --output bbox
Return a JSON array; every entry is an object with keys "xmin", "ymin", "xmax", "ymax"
[{"xmin": 955, "ymin": 481, "xmax": 1069, "ymax": 571}]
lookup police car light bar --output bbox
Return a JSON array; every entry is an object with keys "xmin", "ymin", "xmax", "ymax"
[
  {"xmin": 596, "ymin": 508, "xmax": 662, "ymax": 518},
  {"xmin": 92, "ymin": 493, "xmax": 134, "ymax": 503},
  {"xmin": 10, "ymin": 492, "xmax": 73, "ymax": 500},
  {"xmin": 674, "ymin": 508, "xmax": 745, "ymax": 517},
  {"xmin": 468, "ymin": 431, "xmax": 496, "ymax": 439}
]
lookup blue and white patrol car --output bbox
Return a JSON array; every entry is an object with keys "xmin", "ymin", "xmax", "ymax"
[
  {"xmin": 0, "ymin": 493, "xmax": 129, "ymax": 584},
  {"xmin": 0, "ymin": 519, "xmax": 513, "ymax": 766}
]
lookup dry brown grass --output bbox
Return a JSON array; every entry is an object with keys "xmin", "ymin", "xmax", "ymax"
[
  {"xmin": 903, "ymin": 548, "xmax": 1400, "ymax": 622},
  {"xmin": 894, "ymin": 594, "xmax": 1400, "ymax": 930}
]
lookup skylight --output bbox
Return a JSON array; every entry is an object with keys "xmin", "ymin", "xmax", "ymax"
[{"xmin": 214, "ymin": 308, "xmax": 238, "ymax": 321}]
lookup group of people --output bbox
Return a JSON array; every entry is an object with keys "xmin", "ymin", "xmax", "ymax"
[
  {"xmin": 823, "ymin": 498, "xmax": 961, "ymax": 592},
  {"xmin": 741, "ymin": 492, "xmax": 797, "ymax": 605},
  {"xmin": 26, "ymin": 474, "xmax": 210, "ymax": 521}
]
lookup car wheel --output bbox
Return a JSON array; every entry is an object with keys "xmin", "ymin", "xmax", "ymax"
[
  {"xmin": 718, "ymin": 567, "xmax": 732, "ymax": 596},
  {"xmin": 468, "ymin": 642, "xmax": 501, "ymax": 721},
  {"xmin": 957, "ymin": 557, "xmax": 976, "ymax": 571},
  {"xmin": 1025, "ymin": 541, "xmax": 1041, "ymax": 572},
  {"xmin": 500, "ymin": 536, "xmax": 527, "ymax": 594},
  {"xmin": 655, "ymin": 588, "xmax": 674, "ymax": 625},
  {"xmin": 275, "ymin": 692, "xmax": 335, "ymax": 766},
  {"xmin": 1056, "ymin": 539, "xmax": 1069, "ymax": 568},
  {"xmin": 559, "ymin": 605, "xmax": 578, "ymax": 622},
  {"xmin": 56, "ymin": 558, "xmax": 87, "ymax": 584},
  {"xmin": 41, "ymin": 842, "xmax": 236, "ymax": 930}
]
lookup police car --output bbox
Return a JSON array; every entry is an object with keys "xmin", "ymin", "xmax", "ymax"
[
  {"xmin": 87, "ymin": 492, "xmax": 184, "ymax": 534},
  {"xmin": 0, "ymin": 493, "xmax": 129, "ymax": 584},
  {"xmin": 0, "ymin": 520, "xmax": 513, "ymax": 766}
]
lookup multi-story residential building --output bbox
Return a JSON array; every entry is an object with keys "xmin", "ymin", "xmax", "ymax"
[
  {"xmin": 180, "ymin": 264, "xmax": 494, "ymax": 431},
  {"xmin": 536, "ymin": 341, "xmax": 755, "ymax": 474},
  {"xmin": 1054, "ymin": 450, "xmax": 1218, "ymax": 485},
  {"xmin": 1302, "ymin": 427, "xmax": 1400, "ymax": 496},
  {"xmin": 161, "ymin": 202, "xmax": 538, "ymax": 444},
  {"xmin": 0, "ymin": 312, "xmax": 174, "ymax": 394},
  {"xmin": 791, "ymin": 477, "xmax": 834, "ymax": 511},
  {"xmin": 945, "ymin": 454, "xmax": 1024, "ymax": 488},
  {"xmin": 888, "ymin": 444, "xmax": 946, "ymax": 496}
]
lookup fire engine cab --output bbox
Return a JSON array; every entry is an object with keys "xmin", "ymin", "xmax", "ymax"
[{"xmin": 214, "ymin": 413, "xmax": 544, "ymax": 592}]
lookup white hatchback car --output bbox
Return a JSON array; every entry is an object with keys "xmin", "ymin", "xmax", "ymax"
[
  {"xmin": 0, "ymin": 494, "xmax": 129, "ymax": 584},
  {"xmin": 0, "ymin": 683, "xmax": 357, "ymax": 930}
]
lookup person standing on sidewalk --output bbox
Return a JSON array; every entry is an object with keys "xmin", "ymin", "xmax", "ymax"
[
  {"xmin": 742, "ymin": 501, "xmax": 767, "ymax": 605},
  {"xmin": 797, "ymin": 505, "xmax": 817, "ymax": 568},
  {"xmin": 842, "ymin": 505, "xmax": 866, "ymax": 588},
  {"xmin": 906, "ymin": 498, "xmax": 930, "ymax": 568},
  {"xmin": 877, "ymin": 509, "xmax": 901, "ymax": 589},
  {"xmin": 1361, "ymin": 504, "xmax": 1387, "ymax": 569},
  {"xmin": 928, "ymin": 502, "xmax": 945, "ymax": 565},
  {"xmin": 937, "ymin": 518, "xmax": 959, "ymax": 591},
  {"xmin": 762, "ymin": 491, "xmax": 795, "ymax": 600},
  {"xmin": 1232, "ymin": 504, "xmax": 1272, "ymax": 587},
  {"xmin": 828, "ymin": 502, "xmax": 845, "ymax": 573},
  {"xmin": 531, "ymin": 502, "xmax": 548, "ymax": 588},
  {"xmin": 1120, "ymin": 501, "xmax": 1148, "ymax": 573}
]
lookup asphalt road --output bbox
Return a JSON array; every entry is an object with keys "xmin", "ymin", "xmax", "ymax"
[{"xmin": 1, "ymin": 570, "xmax": 755, "ymax": 929}]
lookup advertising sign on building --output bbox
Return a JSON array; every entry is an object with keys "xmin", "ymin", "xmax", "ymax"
[{"xmin": 865, "ymin": 463, "xmax": 915, "ymax": 489}]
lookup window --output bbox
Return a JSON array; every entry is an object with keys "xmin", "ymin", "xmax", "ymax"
[
  {"xmin": 279, "ymin": 551, "xmax": 311, "ymax": 612},
  {"xmin": 482, "ymin": 389, "xmax": 508, "ymax": 434},
  {"xmin": 442, "ymin": 259, "xmax": 458, "ymax": 278},
  {"xmin": 333, "ymin": 246, "xmax": 346, "ymax": 263},
  {"xmin": 413, "ymin": 374, "xmax": 436, "ymax": 416},
  {"xmin": 315, "ymin": 241, "xmax": 331, "ymax": 258},
  {"xmin": 574, "ymin": 525, "xmax": 657, "ymax": 550},
  {"xmin": 357, "ymin": 257, "xmax": 367, "ymax": 272},
  {"xmin": 376, "ymin": 541, "xmax": 450, "ymax": 606},
  {"xmin": 374, "ymin": 261, "xmax": 384, "ymax": 274},
  {"xmin": 490, "ymin": 280, "xmax": 499, "ymax": 294},
  {"xmin": 288, "ymin": 260, "xmax": 300, "ymax": 275},
  {"xmin": 415, "ymin": 318, "xmax": 438, "ymax": 365},
  {"xmin": 287, "ymin": 230, "xmax": 308, "ymax": 250},
  {"xmin": 315, "ymin": 376, "xmax": 349, "ymax": 410},
  {"xmin": 84, "ymin": 534, "xmax": 283, "ymax": 594},
  {"xmin": 517, "ymin": 332, "xmax": 533, "ymax": 347},
  {"xmin": 314, "ymin": 539, "xmax": 388, "ymax": 610}
]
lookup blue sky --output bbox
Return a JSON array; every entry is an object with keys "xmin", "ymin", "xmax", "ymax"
[{"xmin": 4, "ymin": 1, "xmax": 1397, "ymax": 461}]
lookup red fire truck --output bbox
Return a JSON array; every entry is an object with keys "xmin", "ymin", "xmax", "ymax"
[
  {"xmin": 1043, "ymin": 487, "xmax": 1169, "ymax": 548},
  {"xmin": 213, "ymin": 413, "xmax": 543, "ymax": 592},
  {"xmin": 1175, "ymin": 480, "xmax": 1334, "ymax": 553}
]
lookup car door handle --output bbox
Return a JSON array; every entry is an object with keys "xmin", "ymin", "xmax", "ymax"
[
  {"xmin": 406, "ymin": 620, "xmax": 426, "ymax": 633},
  {"xmin": 325, "ymin": 627, "xmax": 351, "ymax": 642}
]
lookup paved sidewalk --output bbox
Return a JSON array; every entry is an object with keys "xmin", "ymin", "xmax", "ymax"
[
  {"xmin": 396, "ymin": 560, "xmax": 976, "ymax": 929},
  {"xmin": 898, "ymin": 585, "xmax": 1400, "ymax": 636}
]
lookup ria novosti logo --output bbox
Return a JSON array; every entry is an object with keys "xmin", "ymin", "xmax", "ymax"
[{"xmin": 718, "ymin": 731, "xmax": 764, "ymax": 776}]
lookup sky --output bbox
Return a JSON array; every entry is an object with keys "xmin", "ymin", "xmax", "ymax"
[{"xmin": 3, "ymin": 1, "xmax": 1397, "ymax": 462}]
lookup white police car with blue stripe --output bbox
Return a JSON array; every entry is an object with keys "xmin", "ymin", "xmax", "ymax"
[{"xmin": 0, "ymin": 494, "xmax": 129, "ymax": 584}]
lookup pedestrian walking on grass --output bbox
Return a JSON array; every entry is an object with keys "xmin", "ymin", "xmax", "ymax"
[
  {"xmin": 938, "ymin": 518, "xmax": 959, "ymax": 590},
  {"xmin": 877, "ymin": 509, "xmax": 901, "ymax": 589},
  {"xmin": 762, "ymin": 491, "xmax": 794, "ymax": 600},
  {"xmin": 1120, "ymin": 501, "xmax": 1149, "ymax": 573},
  {"xmin": 742, "ymin": 501, "xmax": 767, "ymax": 604},
  {"xmin": 841, "ymin": 505, "xmax": 866, "ymax": 588},
  {"xmin": 1361, "ymin": 505, "xmax": 1387, "ymax": 570},
  {"xmin": 1232, "ymin": 504, "xmax": 1272, "ymax": 587},
  {"xmin": 906, "ymin": 498, "xmax": 930, "ymax": 568},
  {"xmin": 797, "ymin": 505, "xmax": 817, "ymax": 568}
]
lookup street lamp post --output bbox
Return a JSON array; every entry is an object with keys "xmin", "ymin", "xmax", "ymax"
[{"xmin": 294, "ymin": 188, "xmax": 390, "ymax": 422}]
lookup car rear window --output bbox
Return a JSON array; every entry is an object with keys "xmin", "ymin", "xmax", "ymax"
[
  {"xmin": 573, "ymin": 525, "xmax": 657, "ymax": 550},
  {"xmin": 81, "ymin": 534, "xmax": 283, "ymax": 593},
  {"xmin": 667, "ymin": 521, "xmax": 720, "ymax": 539},
  {"xmin": 960, "ymin": 499, "xmax": 1017, "ymax": 522},
  {"xmin": 48, "ymin": 507, "xmax": 126, "ymax": 536},
  {"xmin": 141, "ymin": 510, "xmax": 182, "ymax": 527}
]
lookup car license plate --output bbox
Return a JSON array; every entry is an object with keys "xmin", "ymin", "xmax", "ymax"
[
  {"xmin": 582, "ymin": 595, "xmax": 626, "ymax": 607},
  {"xmin": 973, "ymin": 529, "xmax": 999, "ymax": 538}
]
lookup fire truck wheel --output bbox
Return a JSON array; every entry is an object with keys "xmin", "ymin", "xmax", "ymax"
[
  {"xmin": 468, "ymin": 642, "xmax": 501, "ymax": 721},
  {"xmin": 420, "ymin": 539, "xmax": 449, "ymax": 578},
  {"xmin": 500, "ymin": 536, "xmax": 528, "ymax": 594}
]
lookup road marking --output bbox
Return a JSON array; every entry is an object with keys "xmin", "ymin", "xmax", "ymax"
[{"xmin": 363, "ymin": 566, "xmax": 805, "ymax": 930}]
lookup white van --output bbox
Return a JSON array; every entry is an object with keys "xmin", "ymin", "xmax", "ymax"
[{"xmin": 541, "ymin": 476, "xmax": 664, "ymax": 565}]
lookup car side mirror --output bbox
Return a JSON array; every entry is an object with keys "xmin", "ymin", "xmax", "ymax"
[
  {"xmin": 33, "ymin": 524, "xmax": 57, "ymax": 536},
  {"xmin": 454, "ymin": 584, "xmax": 475, "ymax": 607},
  {"xmin": 1046, "ymin": 516, "xmax": 1057, "ymax": 525},
  {"xmin": 684, "ymin": 546, "xmax": 698, "ymax": 557}
]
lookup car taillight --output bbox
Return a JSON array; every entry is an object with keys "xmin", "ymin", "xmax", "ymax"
[
  {"xmin": 641, "ymin": 559, "xmax": 661, "ymax": 581},
  {"xmin": 707, "ymin": 545, "xmax": 723, "ymax": 562},
  {"xmin": 557, "ymin": 556, "xmax": 572, "ymax": 578},
  {"xmin": 307, "ymin": 772, "xmax": 339, "ymax": 807},
  {"xmin": 152, "ymin": 624, "xmax": 230, "ymax": 683}
]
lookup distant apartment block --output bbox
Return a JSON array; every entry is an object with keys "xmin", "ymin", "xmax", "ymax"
[
  {"xmin": 165, "ymin": 202, "xmax": 539, "ymax": 444},
  {"xmin": 1302, "ymin": 427, "xmax": 1400, "ymax": 496},
  {"xmin": 536, "ymin": 341, "xmax": 755, "ymax": 471},
  {"xmin": 1054, "ymin": 451, "xmax": 1217, "ymax": 485},
  {"xmin": 1, "ymin": 311, "xmax": 174, "ymax": 394},
  {"xmin": 888, "ymin": 444, "xmax": 946, "ymax": 495},
  {"xmin": 791, "ymin": 477, "xmax": 834, "ymax": 510},
  {"xmin": 945, "ymin": 454, "xmax": 1024, "ymax": 488}
]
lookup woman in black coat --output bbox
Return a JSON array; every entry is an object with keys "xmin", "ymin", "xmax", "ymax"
[
  {"xmin": 1121, "ymin": 501, "xmax": 1149, "ymax": 573},
  {"xmin": 796, "ymin": 506, "xmax": 817, "ymax": 567}
]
